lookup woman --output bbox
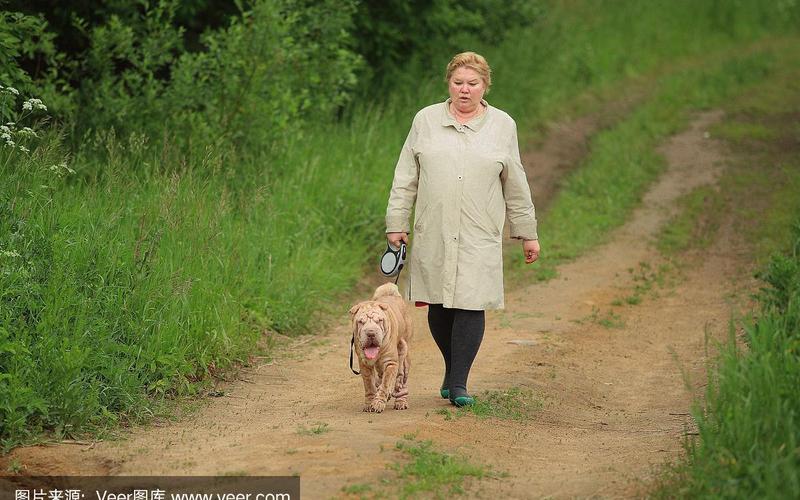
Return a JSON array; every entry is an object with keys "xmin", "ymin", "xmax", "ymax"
[{"xmin": 385, "ymin": 52, "xmax": 540, "ymax": 407}]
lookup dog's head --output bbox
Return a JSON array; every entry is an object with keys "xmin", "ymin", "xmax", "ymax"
[{"xmin": 349, "ymin": 301, "xmax": 392, "ymax": 362}]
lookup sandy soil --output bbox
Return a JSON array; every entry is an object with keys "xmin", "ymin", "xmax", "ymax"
[{"xmin": 1, "ymin": 109, "xmax": 756, "ymax": 499}]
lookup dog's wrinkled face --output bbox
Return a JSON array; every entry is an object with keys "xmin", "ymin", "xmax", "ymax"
[{"xmin": 350, "ymin": 303, "xmax": 390, "ymax": 361}]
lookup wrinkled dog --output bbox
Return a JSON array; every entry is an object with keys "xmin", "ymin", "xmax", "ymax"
[{"xmin": 349, "ymin": 283, "xmax": 413, "ymax": 412}]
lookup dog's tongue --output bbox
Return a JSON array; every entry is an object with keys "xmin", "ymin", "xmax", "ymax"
[{"xmin": 364, "ymin": 346, "xmax": 380, "ymax": 359}]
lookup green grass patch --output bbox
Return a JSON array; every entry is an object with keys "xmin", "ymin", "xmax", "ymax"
[
  {"xmin": 437, "ymin": 387, "xmax": 542, "ymax": 421},
  {"xmin": 297, "ymin": 422, "xmax": 330, "ymax": 436},
  {"xmin": 657, "ymin": 187, "xmax": 726, "ymax": 255},
  {"xmin": 340, "ymin": 483, "xmax": 372, "ymax": 497},
  {"xmin": 712, "ymin": 121, "xmax": 776, "ymax": 142},
  {"xmin": 391, "ymin": 437, "xmax": 495, "ymax": 498},
  {"xmin": 584, "ymin": 306, "xmax": 625, "ymax": 329}
]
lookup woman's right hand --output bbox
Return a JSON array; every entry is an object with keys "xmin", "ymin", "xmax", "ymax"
[{"xmin": 387, "ymin": 232, "xmax": 409, "ymax": 247}]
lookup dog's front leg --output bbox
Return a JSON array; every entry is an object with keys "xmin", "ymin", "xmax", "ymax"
[
  {"xmin": 361, "ymin": 368, "xmax": 378, "ymax": 412},
  {"xmin": 369, "ymin": 361, "xmax": 398, "ymax": 413}
]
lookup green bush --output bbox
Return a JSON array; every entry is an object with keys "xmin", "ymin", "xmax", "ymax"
[{"xmin": 167, "ymin": 0, "xmax": 362, "ymax": 155}]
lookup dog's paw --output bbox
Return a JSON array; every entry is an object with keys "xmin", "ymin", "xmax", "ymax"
[
  {"xmin": 368, "ymin": 399, "xmax": 386, "ymax": 413},
  {"xmin": 393, "ymin": 399, "xmax": 408, "ymax": 410}
]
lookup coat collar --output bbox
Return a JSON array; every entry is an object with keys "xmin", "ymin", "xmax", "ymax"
[{"xmin": 441, "ymin": 98, "xmax": 490, "ymax": 132}]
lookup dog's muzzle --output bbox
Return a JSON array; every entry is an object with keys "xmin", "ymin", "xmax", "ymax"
[{"xmin": 363, "ymin": 336, "xmax": 381, "ymax": 360}]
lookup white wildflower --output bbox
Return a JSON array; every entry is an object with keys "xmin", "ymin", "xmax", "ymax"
[
  {"xmin": 19, "ymin": 146, "xmax": 29, "ymax": 153},
  {"xmin": 6, "ymin": 122, "xmax": 14, "ymax": 126},
  {"xmin": 6, "ymin": 87, "xmax": 19, "ymax": 95},
  {"xmin": 18, "ymin": 127, "xmax": 37, "ymax": 138},
  {"xmin": 1, "ymin": 133, "xmax": 9, "ymax": 140},
  {"xmin": 1, "ymin": 250, "xmax": 21, "ymax": 258},
  {"xmin": 23, "ymin": 98, "xmax": 47, "ymax": 111},
  {"xmin": 5, "ymin": 139, "xmax": 15, "ymax": 147},
  {"xmin": 49, "ymin": 161, "xmax": 74, "ymax": 176},
  {"xmin": 0, "ymin": 125, "xmax": 9, "ymax": 133}
]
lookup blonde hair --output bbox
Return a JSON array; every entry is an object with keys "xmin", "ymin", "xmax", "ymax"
[{"xmin": 445, "ymin": 52, "xmax": 492, "ymax": 93}]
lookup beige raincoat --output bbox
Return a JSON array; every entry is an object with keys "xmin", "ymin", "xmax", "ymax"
[{"xmin": 385, "ymin": 98, "xmax": 537, "ymax": 310}]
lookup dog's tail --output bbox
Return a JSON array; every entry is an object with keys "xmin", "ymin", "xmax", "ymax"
[{"xmin": 373, "ymin": 282, "xmax": 401, "ymax": 300}]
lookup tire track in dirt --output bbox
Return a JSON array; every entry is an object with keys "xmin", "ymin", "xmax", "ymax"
[{"xmin": 1, "ymin": 107, "xmax": 750, "ymax": 499}]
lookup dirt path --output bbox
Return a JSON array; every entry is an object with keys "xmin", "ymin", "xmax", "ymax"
[{"xmin": 3, "ymin": 110, "xmax": 753, "ymax": 498}]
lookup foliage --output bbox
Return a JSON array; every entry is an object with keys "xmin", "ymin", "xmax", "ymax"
[
  {"xmin": 71, "ymin": 0, "xmax": 184, "ymax": 139},
  {"xmin": 757, "ymin": 221, "xmax": 800, "ymax": 319},
  {"xmin": 351, "ymin": 0, "xmax": 543, "ymax": 94},
  {"xmin": 0, "ymin": 10, "xmax": 64, "ymax": 97},
  {"xmin": 167, "ymin": 0, "xmax": 362, "ymax": 155}
]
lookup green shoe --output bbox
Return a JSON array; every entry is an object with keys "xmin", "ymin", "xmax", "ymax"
[
  {"xmin": 440, "ymin": 377, "xmax": 449, "ymax": 399},
  {"xmin": 451, "ymin": 395, "xmax": 475, "ymax": 407}
]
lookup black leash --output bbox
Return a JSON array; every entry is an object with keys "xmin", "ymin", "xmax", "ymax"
[
  {"xmin": 349, "ymin": 256, "xmax": 405, "ymax": 375},
  {"xmin": 349, "ymin": 335, "xmax": 360, "ymax": 375}
]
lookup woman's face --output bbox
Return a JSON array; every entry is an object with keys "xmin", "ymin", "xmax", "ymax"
[{"xmin": 448, "ymin": 67, "xmax": 486, "ymax": 114}]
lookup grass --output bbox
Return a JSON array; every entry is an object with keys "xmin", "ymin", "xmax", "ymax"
[
  {"xmin": 391, "ymin": 436, "xmax": 495, "ymax": 499},
  {"xmin": 2, "ymin": 1, "xmax": 800, "ymax": 448},
  {"xmin": 5, "ymin": 457, "xmax": 23, "ymax": 474},
  {"xmin": 341, "ymin": 433, "xmax": 508, "ymax": 497},
  {"xmin": 437, "ymin": 387, "xmax": 542, "ymax": 421},
  {"xmin": 297, "ymin": 422, "xmax": 330, "ymax": 436},
  {"xmin": 657, "ymin": 187, "xmax": 726, "ymax": 255},
  {"xmin": 340, "ymin": 483, "xmax": 372, "ymax": 495},
  {"xmin": 653, "ymin": 59, "xmax": 800, "ymax": 499},
  {"xmin": 610, "ymin": 261, "xmax": 675, "ymax": 308},
  {"xmin": 585, "ymin": 306, "xmax": 625, "ymax": 329}
]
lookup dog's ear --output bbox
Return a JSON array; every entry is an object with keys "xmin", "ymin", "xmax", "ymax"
[{"xmin": 349, "ymin": 303, "xmax": 362, "ymax": 316}]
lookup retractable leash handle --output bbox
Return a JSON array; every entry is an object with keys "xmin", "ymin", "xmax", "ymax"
[{"xmin": 380, "ymin": 241, "xmax": 407, "ymax": 284}]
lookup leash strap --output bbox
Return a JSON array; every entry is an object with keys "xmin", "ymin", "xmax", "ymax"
[
  {"xmin": 349, "ymin": 335, "xmax": 360, "ymax": 375},
  {"xmin": 394, "ymin": 263, "xmax": 403, "ymax": 285}
]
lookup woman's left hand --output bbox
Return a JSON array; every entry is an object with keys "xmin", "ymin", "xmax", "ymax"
[{"xmin": 523, "ymin": 239, "xmax": 540, "ymax": 264}]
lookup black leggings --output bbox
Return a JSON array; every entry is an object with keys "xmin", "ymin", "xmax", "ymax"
[{"xmin": 427, "ymin": 304, "xmax": 485, "ymax": 399}]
